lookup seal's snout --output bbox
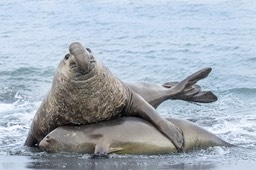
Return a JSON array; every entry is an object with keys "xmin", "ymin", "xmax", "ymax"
[
  {"xmin": 39, "ymin": 135, "xmax": 58, "ymax": 152},
  {"xmin": 69, "ymin": 42, "xmax": 83, "ymax": 53},
  {"xmin": 69, "ymin": 42, "xmax": 90, "ymax": 74},
  {"xmin": 39, "ymin": 136, "xmax": 50, "ymax": 150}
]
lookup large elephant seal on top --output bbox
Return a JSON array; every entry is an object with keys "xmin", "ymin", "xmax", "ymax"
[
  {"xmin": 39, "ymin": 117, "xmax": 233, "ymax": 155},
  {"xmin": 25, "ymin": 42, "xmax": 216, "ymax": 151}
]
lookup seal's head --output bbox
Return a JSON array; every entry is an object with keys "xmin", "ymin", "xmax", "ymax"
[
  {"xmin": 39, "ymin": 135, "xmax": 61, "ymax": 153},
  {"xmin": 58, "ymin": 42, "xmax": 96, "ymax": 81},
  {"xmin": 46, "ymin": 41, "xmax": 126, "ymax": 126}
]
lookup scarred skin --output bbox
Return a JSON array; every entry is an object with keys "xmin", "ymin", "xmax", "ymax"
[{"xmin": 25, "ymin": 42, "xmax": 217, "ymax": 151}]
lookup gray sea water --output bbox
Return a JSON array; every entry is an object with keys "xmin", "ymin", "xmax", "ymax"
[{"xmin": 0, "ymin": 0, "xmax": 256, "ymax": 169}]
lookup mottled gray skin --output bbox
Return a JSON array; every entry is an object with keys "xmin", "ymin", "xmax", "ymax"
[
  {"xmin": 39, "ymin": 117, "xmax": 233, "ymax": 155},
  {"xmin": 25, "ymin": 42, "xmax": 216, "ymax": 150},
  {"xmin": 25, "ymin": 42, "xmax": 128, "ymax": 146}
]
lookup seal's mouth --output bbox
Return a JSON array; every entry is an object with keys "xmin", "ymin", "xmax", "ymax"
[
  {"xmin": 72, "ymin": 57, "xmax": 96, "ymax": 77},
  {"xmin": 69, "ymin": 60, "xmax": 77, "ymax": 71}
]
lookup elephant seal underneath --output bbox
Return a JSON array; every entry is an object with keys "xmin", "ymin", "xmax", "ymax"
[
  {"xmin": 39, "ymin": 117, "xmax": 233, "ymax": 155},
  {"xmin": 25, "ymin": 42, "xmax": 215, "ymax": 151}
]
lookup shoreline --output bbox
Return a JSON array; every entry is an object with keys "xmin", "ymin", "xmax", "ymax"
[{"xmin": 1, "ymin": 155, "xmax": 256, "ymax": 170}]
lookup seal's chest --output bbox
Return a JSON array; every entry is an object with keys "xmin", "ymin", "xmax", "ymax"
[
  {"xmin": 56, "ymin": 70, "xmax": 128, "ymax": 124},
  {"xmin": 78, "ymin": 79, "xmax": 127, "ymax": 123}
]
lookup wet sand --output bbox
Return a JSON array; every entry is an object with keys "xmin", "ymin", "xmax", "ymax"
[{"xmin": 1, "ymin": 155, "xmax": 256, "ymax": 170}]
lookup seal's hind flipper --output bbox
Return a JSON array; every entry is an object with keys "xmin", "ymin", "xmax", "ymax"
[
  {"xmin": 163, "ymin": 82, "xmax": 217, "ymax": 103},
  {"xmin": 186, "ymin": 67, "xmax": 212, "ymax": 86},
  {"xmin": 188, "ymin": 91, "xmax": 217, "ymax": 103},
  {"xmin": 162, "ymin": 67, "xmax": 218, "ymax": 103}
]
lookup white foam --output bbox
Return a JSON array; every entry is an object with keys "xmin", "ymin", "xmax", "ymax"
[
  {"xmin": 0, "ymin": 103, "xmax": 15, "ymax": 114},
  {"xmin": 0, "ymin": 93, "xmax": 41, "ymax": 154}
]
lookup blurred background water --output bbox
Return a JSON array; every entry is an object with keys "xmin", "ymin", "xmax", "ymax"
[{"xmin": 0, "ymin": 0, "xmax": 256, "ymax": 169}]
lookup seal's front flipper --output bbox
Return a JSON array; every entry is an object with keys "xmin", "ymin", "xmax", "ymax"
[
  {"xmin": 90, "ymin": 153, "xmax": 109, "ymax": 159},
  {"xmin": 128, "ymin": 92, "xmax": 184, "ymax": 151},
  {"xmin": 91, "ymin": 143, "xmax": 110, "ymax": 159},
  {"xmin": 24, "ymin": 131, "xmax": 37, "ymax": 147}
]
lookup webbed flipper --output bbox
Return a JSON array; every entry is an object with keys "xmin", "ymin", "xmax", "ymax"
[{"xmin": 163, "ymin": 67, "xmax": 217, "ymax": 103}]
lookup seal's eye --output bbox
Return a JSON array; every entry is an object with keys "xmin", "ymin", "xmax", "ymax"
[
  {"xmin": 86, "ymin": 48, "xmax": 92, "ymax": 53},
  {"xmin": 64, "ymin": 54, "xmax": 70, "ymax": 60}
]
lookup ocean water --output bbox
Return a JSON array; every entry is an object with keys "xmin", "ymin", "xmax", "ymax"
[{"xmin": 0, "ymin": 0, "xmax": 256, "ymax": 169}]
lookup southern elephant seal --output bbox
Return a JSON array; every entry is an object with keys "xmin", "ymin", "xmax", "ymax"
[
  {"xmin": 25, "ymin": 42, "xmax": 215, "ymax": 151},
  {"xmin": 39, "ymin": 117, "xmax": 233, "ymax": 155}
]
